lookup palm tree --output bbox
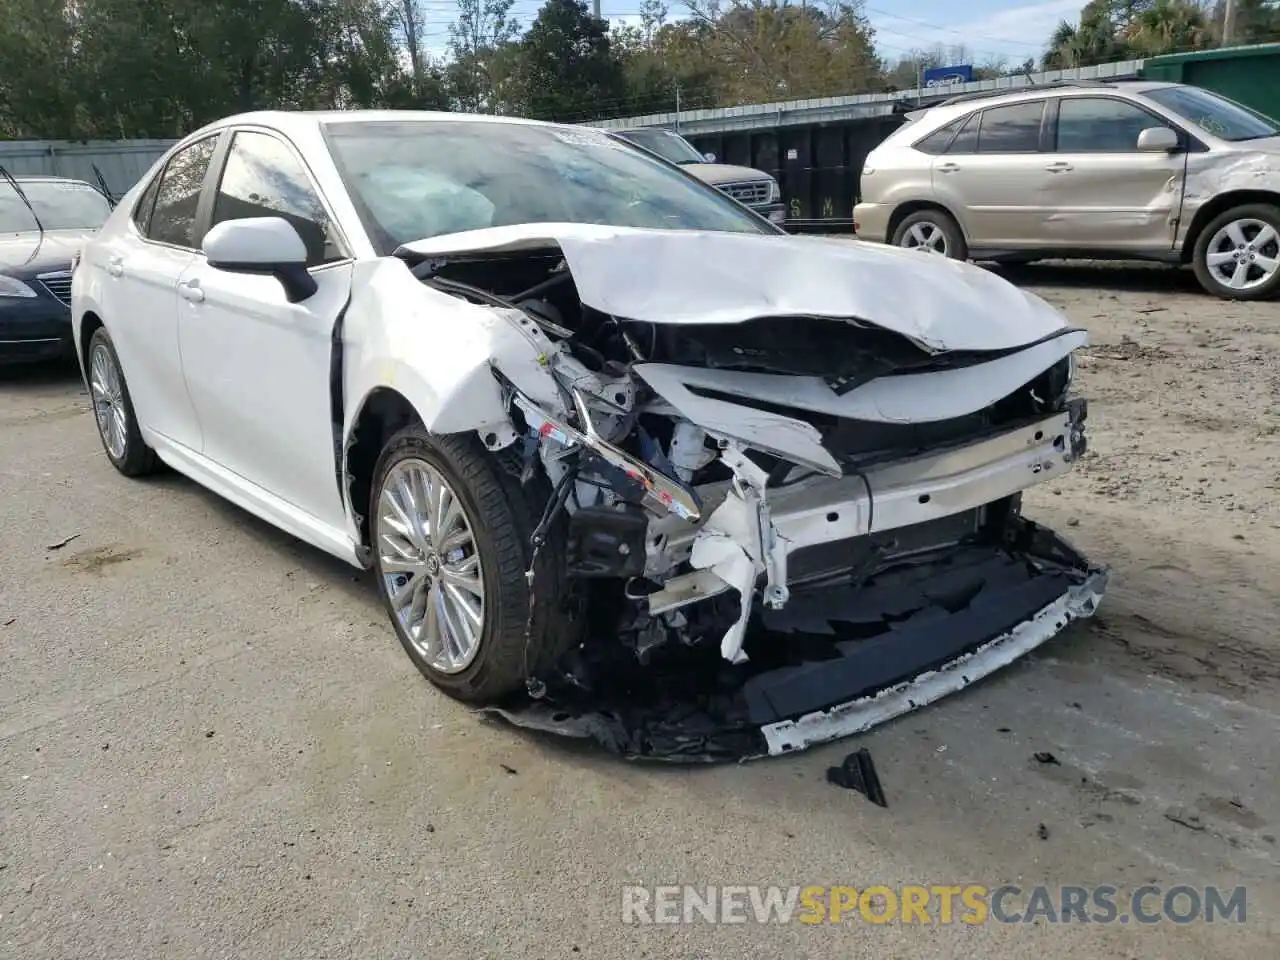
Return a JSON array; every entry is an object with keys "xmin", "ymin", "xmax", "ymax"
[
  {"xmin": 1043, "ymin": 20, "xmax": 1082, "ymax": 68},
  {"xmin": 1126, "ymin": 0, "xmax": 1210, "ymax": 56}
]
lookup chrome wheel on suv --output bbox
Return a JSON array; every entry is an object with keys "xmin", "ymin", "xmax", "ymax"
[
  {"xmin": 1193, "ymin": 204, "xmax": 1280, "ymax": 301},
  {"xmin": 891, "ymin": 209, "xmax": 968, "ymax": 261}
]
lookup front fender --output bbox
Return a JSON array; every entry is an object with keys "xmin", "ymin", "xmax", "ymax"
[{"xmin": 340, "ymin": 257, "xmax": 558, "ymax": 448}]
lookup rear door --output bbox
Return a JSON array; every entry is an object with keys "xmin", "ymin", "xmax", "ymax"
[
  {"xmin": 93, "ymin": 134, "xmax": 222, "ymax": 452},
  {"xmin": 1040, "ymin": 95, "xmax": 1187, "ymax": 252},
  {"xmin": 931, "ymin": 99, "xmax": 1052, "ymax": 248}
]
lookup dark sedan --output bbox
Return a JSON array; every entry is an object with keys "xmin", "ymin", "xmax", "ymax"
[{"xmin": 1, "ymin": 175, "xmax": 113, "ymax": 365}]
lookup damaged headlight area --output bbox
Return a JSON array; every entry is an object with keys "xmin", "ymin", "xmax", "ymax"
[{"xmin": 408, "ymin": 245, "xmax": 1107, "ymax": 762}]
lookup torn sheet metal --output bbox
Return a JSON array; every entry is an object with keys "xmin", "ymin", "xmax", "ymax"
[
  {"xmin": 634, "ymin": 329, "xmax": 1086, "ymax": 426},
  {"xmin": 510, "ymin": 388, "xmax": 702, "ymax": 522},
  {"xmin": 633, "ymin": 365, "xmax": 842, "ymax": 477},
  {"xmin": 397, "ymin": 222, "xmax": 1071, "ymax": 352}
]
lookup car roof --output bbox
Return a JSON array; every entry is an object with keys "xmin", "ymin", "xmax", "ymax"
[
  {"xmin": 186, "ymin": 109, "xmax": 576, "ymax": 144},
  {"xmin": 910, "ymin": 79, "xmax": 1183, "ymax": 123}
]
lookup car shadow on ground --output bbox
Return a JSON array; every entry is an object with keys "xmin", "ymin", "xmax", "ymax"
[
  {"xmin": 987, "ymin": 259, "xmax": 1205, "ymax": 295},
  {"xmin": 0, "ymin": 357, "xmax": 83, "ymax": 390}
]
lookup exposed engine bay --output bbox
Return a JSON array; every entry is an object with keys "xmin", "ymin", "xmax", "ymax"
[{"xmin": 391, "ymin": 226, "xmax": 1108, "ymax": 760}]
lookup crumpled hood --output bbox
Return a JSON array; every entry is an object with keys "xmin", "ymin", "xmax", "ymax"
[{"xmin": 399, "ymin": 223, "xmax": 1070, "ymax": 353}]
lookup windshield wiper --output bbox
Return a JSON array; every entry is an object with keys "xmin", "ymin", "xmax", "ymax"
[{"xmin": 0, "ymin": 165, "xmax": 45, "ymax": 266}]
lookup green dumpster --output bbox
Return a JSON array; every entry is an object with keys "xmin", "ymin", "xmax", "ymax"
[{"xmin": 1140, "ymin": 42, "xmax": 1280, "ymax": 119}]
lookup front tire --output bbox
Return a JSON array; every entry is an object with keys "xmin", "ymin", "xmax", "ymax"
[
  {"xmin": 1192, "ymin": 203, "xmax": 1280, "ymax": 301},
  {"xmin": 87, "ymin": 326, "xmax": 159, "ymax": 477},
  {"xmin": 892, "ymin": 209, "xmax": 969, "ymax": 260},
  {"xmin": 370, "ymin": 425, "xmax": 577, "ymax": 703}
]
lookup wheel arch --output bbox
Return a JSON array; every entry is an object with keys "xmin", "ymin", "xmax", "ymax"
[
  {"xmin": 77, "ymin": 310, "xmax": 105, "ymax": 380},
  {"xmin": 1181, "ymin": 190, "xmax": 1280, "ymax": 263},
  {"xmin": 343, "ymin": 385, "xmax": 430, "ymax": 563}
]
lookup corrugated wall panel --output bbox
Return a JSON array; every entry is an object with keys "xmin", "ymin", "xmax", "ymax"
[{"xmin": 0, "ymin": 139, "xmax": 176, "ymax": 200}]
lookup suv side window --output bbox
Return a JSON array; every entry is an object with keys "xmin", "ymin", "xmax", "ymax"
[
  {"xmin": 976, "ymin": 101, "xmax": 1046, "ymax": 154},
  {"xmin": 914, "ymin": 117, "xmax": 965, "ymax": 155},
  {"xmin": 147, "ymin": 136, "xmax": 218, "ymax": 248},
  {"xmin": 211, "ymin": 131, "xmax": 343, "ymax": 267},
  {"xmin": 1056, "ymin": 97, "xmax": 1164, "ymax": 152}
]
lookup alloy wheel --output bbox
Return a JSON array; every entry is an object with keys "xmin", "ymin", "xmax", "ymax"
[
  {"xmin": 89, "ymin": 342, "xmax": 128, "ymax": 461},
  {"xmin": 1204, "ymin": 217, "xmax": 1280, "ymax": 293},
  {"xmin": 900, "ymin": 221, "xmax": 949, "ymax": 255},
  {"xmin": 376, "ymin": 458, "xmax": 486, "ymax": 674}
]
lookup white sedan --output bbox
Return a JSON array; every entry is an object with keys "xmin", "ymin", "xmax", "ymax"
[{"xmin": 71, "ymin": 110, "xmax": 1106, "ymax": 759}]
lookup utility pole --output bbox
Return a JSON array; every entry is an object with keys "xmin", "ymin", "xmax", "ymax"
[
  {"xmin": 592, "ymin": 0, "xmax": 600, "ymax": 17},
  {"xmin": 675, "ymin": 84, "xmax": 681, "ymax": 133},
  {"xmin": 1223, "ymin": 0, "xmax": 1238, "ymax": 45}
]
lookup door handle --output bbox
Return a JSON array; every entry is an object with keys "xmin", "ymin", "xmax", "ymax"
[
  {"xmin": 107, "ymin": 256, "xmax": 124, "ymax": 277},
  {"xmin": 937, "ymin": 162, "xmax": 960, "ymax": 173},
  {"xmin": 178, "ymin": 280, "xmax": 205, "ymax": 303},
  {"xmin": 1046, "ymin": 161, "xmax": 1074, "ymax": 173}
]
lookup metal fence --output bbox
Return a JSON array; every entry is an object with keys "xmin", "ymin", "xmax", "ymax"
[{"xmin": 0, "ymin": 139, "xmax": 175, "ymax": 201}]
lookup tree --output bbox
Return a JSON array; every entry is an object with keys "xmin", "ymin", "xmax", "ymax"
[
  {"xmin": 1126, "ymin": 0, "xmax": 1211, "ymax": 55},
  {"xmin": 446, "ymin": 0, "xmax": 520, "ymax": 112},
  {"xmin": 511, "ymin": 0, "xmax": 627, "ymax": 122},
  {"xmin": 1043, "ymin": 0, "xmax": 1129, "ymax": 68}
]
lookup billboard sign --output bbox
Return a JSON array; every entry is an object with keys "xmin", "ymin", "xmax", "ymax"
[{"xmin": 923, "ymin": 64, "xmax": 975, "ymax": 88}]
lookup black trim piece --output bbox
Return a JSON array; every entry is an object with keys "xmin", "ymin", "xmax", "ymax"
[
  {"xmin": 742, "ymin": 563, "xmax": 1076, "ymax": 724},
  {"xmin": 193, "ymin": 131, "xmax": 231, "ymax": 250},
  {"xmin": 329, "ymin": 291, "xmax": 353, "ymax": 507}
]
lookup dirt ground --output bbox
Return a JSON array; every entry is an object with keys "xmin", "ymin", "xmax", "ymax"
[{"xmin": 1, "ymin": 262, "xmax": 1278, "ymax": 959}]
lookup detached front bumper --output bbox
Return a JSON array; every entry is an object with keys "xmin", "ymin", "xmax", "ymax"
[
  {"xmin": 489, "ymin": 391, "xmax": 1105, "ymax": 761},
  {"xmin": 645, "ymin": 401, "xmax": 1089, "ymax": 661}
]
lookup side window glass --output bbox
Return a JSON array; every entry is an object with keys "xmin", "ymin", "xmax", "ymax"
[
  {"xmin": 132, "ymin": 173, "xmax": 161, "ymax": 233},
  {"xmin": 148, "ymin": 137, "xmax": 218, "ymax": 248},
  {"xmin": 976, "ymin": 101, "xmax": 1045, "ymax": 154},
  {"xmin": 947, "ymin": 112, "xmax": 980, "ymax": 154},
  {"xmin": 1057, "ymin": 97, "xmax": 1162, "ymax": 152},
  {"xmin": 211, "ymin": 131, "xmax": 342, "ymax": 267},
  {"xmin": 914, "ymin": 117, "xmax": 964, "ymax": 155}
]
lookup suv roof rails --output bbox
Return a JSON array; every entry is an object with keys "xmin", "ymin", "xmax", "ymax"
[{"xmin": 935, "ymin": 77, "xmax": 1115, "ymax": 108}]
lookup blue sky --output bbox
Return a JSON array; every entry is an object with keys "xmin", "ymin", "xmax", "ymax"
[{"xmin": 416, "ymin": 0, "xmax": 1083, "ymax": 63}]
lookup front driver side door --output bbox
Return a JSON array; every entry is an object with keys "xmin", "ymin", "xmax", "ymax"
[
  {"xmin": 1039, "ymin": 95, "xmax": 1187, "ymax": 252},
  {"xmin": 176, "ymin": 128, "xmax": 355, "ymax": 533}
]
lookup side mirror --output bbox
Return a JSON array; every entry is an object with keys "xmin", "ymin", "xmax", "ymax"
[
  {"xmin": 703, "ymin": 152, "xmax": 717, "ymax": 163},
  {"xmin": 1136, "ymin": 126, "xmax": 1180, "ymax": 153},
  {"xmin": 202, "ymin": 216, "xmax": 318, "ymax": 303}
]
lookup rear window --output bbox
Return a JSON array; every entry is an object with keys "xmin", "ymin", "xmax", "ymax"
[{"xmin": 976, "ymin": 101, "xmax": 1046, "ymax": 154}]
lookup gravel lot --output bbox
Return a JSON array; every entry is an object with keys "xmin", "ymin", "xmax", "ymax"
[{"xmin": 2, "ymin": 263, "xmax": 1278, "ymax": 958}]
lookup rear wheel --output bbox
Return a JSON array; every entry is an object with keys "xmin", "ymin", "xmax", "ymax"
[
  {"xmin": 892, "ymin": 209, "xmax": 968, "ymax": 260},
  {"xmin": 370, "ymin": 425, "xmax": 578, "ymax": 702},
  {"xmin": 1192, "ymin": 203, "xmax": 1280, "ymax": 301},
  {"xmin": 87, "ymin": 326, "xmax": 159, "ymax": 477}
]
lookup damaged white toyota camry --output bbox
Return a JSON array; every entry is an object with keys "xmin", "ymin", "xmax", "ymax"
[{"xmin": 71, "ymin": 111, "xmax": 1107, "ymax": 760}]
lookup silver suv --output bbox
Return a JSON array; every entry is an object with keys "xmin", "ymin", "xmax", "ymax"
[{"xmin": 854, "ymin": 80, "xmax": 1280, "ymax": 300}]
